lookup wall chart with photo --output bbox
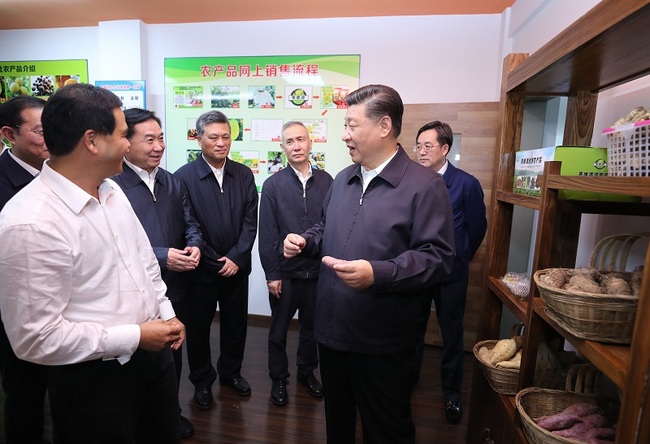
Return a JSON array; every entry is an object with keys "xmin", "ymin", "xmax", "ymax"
[{"xmin": 164, "ymin": 55, "xmax": 360, "ymax": 191}]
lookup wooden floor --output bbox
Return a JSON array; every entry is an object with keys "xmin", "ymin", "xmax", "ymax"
[{"xmin": 0, "ymin": 317, "xmax": 474, "ymax": 443}]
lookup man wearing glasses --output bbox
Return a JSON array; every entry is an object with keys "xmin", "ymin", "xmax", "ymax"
[
  {"xmin": 0, "ymin": 95, "xmax": 50, "ymax": 444},
  {"xmin": 413, "ymin": 121, "xmax": 487, "ymax": 424}
]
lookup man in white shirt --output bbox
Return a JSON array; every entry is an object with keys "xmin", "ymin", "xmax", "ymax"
[{"xmin": 0, "ymin": 83, "xmax": 185, "ymax": 443}]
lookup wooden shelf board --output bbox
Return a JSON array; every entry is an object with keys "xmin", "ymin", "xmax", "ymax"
[
  {"xmin": 545, "ymin": 175, "xmax": 650, "ymax": 198},
  {"xmin": 506, "ymin": 0, "xmax": 650, "ymax": 94},
  {"xmin": 487, "ymin": 276, "xmax": 528, "ymax": 322},
  {"xmin": 532, "ymin": 298, "xmax": 629, "ymax": 389},
  {"xmin": 496, "ymin": 190, "xmax": 540, "ymax": 210}
]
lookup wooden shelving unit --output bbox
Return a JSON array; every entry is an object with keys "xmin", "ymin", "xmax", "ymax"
[{"xmin": 466, "ymin": 1, "xmax": 650, "ymax": 443}]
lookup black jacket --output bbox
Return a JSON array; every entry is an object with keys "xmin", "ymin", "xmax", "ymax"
[
  {"xmin": 259, "ymin": 166, "xmax": 333, "ymax": 281},
  {"xmin": 175, "ymin": 156, "xmax": 258, "ymax": 283},
  {"xmin": 301, "ymin": 147, "xmax": 455, "ymax": 354},
  {"xmin": 112, "ymin": 163, "xmax": 203, "ymax": 303}
]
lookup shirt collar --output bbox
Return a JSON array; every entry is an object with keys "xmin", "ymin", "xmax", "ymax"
[
  {"xmin": 7, "ymin": 149, "xmax": 40, "ymax": 176},
  {"xmin": 123, "ymin": 157, "xmax": 158, "ymax": 183},
  {"xmin": 290, "ymin": 163, "xmax": 312, "ymax": 182},
  {"xmin": 437, "ymin": 160, "xmax": 449, "ymax": 175},
  {"xmin": 39, "ymin": 160, "xmax": 119, "ymax": 214}
]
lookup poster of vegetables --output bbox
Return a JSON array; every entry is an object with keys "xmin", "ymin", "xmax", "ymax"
[
  {"xmin": 164, "ymin": 55, "xmax": 360, "ymax": 192},
  {"xmin": 0, "ymin": 60, "xmax": 88, "ymax": 103}
]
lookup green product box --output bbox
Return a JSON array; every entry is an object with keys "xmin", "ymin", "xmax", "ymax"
[{"xmin": 513, "ymin": 145, "xmax": 634, "ymax": 201}]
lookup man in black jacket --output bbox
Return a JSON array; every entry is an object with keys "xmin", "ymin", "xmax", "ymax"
[
  {"xmin": 112, "ymin": 108, "xmax": 202, "ymax": 439},
  {"xmin": 259, "ymin": 121, "xmax": 333, "ymax": 406},
  {"xmin": 284, "ymin": 85, "xmax": 455, "ymax": 444},
  {"xmin": 0, "ymin": 95, "xmax": 50, "ymax": 444},
  {"xmin": 175, "ymin": 110, "xmax": 258, "ymax": 409}
]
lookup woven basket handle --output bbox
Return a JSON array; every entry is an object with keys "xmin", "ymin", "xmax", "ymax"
[
  {"xmin": 565, "ymin": 364, "xmax": 599, "ymax": 394},
  {"xmin": 589, "ymin": 232, "xmax": 650, "ymax": 272}
]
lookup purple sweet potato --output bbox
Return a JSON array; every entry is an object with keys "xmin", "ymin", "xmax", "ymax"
[
  {"xmin": 535, "ymin": 413, "xmax": 582, "ymax": 431},
  {"xmin": 581, "ymin": 413, "xmax": 610, "ymax": 428},
  {"xmin": 553, "ymin": 421, "xmax": 591, "ymax": 438},
  {"xmin": 562, "ymin": 402, "xmax": 603, "ymax": 417}
]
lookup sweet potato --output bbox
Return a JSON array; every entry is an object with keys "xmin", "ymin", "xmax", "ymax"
[
  {"xmin": 581, "ymin": 413, "xmax": 610, "ymax": 428},
  {"xmin": 553, "ymin": 421, "xmax": 590, "ymax": 438},
  {"xmin": 496, "ymin": 350, "xmax": 521, "ymax": 369},
  {"xmin": 562, "ymin": 402, "xmax": 603, "ymax": 417},
  {"xmin": 478, "ymin": 346, "xmax": 491, "ymax": 364},
  {"xmin": 535, "ymin": 413, "xmax": 582, "ymax": 431},
  {"xmin": 488, "ymin": 338, "xmax": 517, "ymax": 366}
]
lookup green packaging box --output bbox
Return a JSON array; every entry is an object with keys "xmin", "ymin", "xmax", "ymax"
[{"xmin": 513, "ymin": 146, "xmax": 634, "ymax": 201}]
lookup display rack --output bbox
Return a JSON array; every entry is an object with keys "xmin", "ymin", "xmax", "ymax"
[{"xmin": 467, "ymin": 1, "xmax": 650, "ymax": 442}]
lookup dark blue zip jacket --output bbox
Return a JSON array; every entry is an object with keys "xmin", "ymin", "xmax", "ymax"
[
  {"xmin": 112, "ymin": 163, "xmax": 203, "ymax": 303},
  {"xmin": 259, "ymin": 166, "xmax": 333, "ymax": 281},
  {"xmin": 301, "ymin": 146, "xmax": 455, "ymax": 354},
  {"xmin": 175, "ymin": 157, "xmax": 258, "ymax": 283}
]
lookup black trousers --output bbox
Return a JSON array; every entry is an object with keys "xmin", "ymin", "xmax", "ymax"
[
  {"xmin": 48, "ymin": 348, "xmax": 180, "ymax": 444},
  {"xmin": 318, "ymin": 344, "xmax": 415, "ymax": 444},
  {"xmin": 186, "ymin": 276, "xmax": 248, "ymax": 389},
  {"xmin": 0, "ymin": 318, "xmax": 48, "ymax": 444},
  {"xmin": 268, "ymin": 278, "xmax": 318, "ymax": 380},
  {"xmin": 415, "ymin": 278, "xmax": 468, "ymax": 402}
]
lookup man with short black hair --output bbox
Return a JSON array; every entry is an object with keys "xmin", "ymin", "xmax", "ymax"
[
  {"xmin": 284, "ymin": 85, "xmax": 455, "ymax": 443},
  {"xmin": 0, "ymin": 84, "xmax": 185, "ymax": 443}
]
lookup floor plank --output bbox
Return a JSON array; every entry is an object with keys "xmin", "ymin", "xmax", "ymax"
[{"xmin": 0, "ymin": 317, "xmax": 473, "ymax": 443}]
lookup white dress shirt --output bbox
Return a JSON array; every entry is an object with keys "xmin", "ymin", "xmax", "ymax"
[
  {"xmin": 0, "ymin": 161, "xmax": 175, "ymax": 365},
  {"xmin": 124, "ymin": 157, "xmax": 158, "ymax": 195}
]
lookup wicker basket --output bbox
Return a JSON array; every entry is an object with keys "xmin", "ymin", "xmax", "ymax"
[
  {"xmin": 516, "ymin": 365, "xmax": 618, "ymax": 444},
  {"xmin": 473, "ymin": 339, "xmax": 520, "ymax": 395},
  {"xmin": 534, "ymin": 233, "xmax": 647, "ymax": 344},
  {"xmin": 473, "ymin": 327, "xmax": 565, "ymax": 396}
]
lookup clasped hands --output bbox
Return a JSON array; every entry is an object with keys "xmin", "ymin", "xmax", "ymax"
[{"xmin": 139, "ymin": 317, "xmax": 185, "ymax": 351}]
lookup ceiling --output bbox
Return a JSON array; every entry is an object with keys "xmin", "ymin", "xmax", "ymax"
[{"xmin": 0, "ymin": 0, "xmax": 516, "ymax": 31}]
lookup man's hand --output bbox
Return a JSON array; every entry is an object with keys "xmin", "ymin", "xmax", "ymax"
[
  {"xmin": 283, "ymin": 233, "xmax": 306, "ymax": 258},
  {"xmin": 267, "ymin": 280, "xmax": 282, "ymax": 298},
  {"xmin": 167, "ymin": 247, "xmax": 200, "ymax": 272},
  {"xmin": 139, "ymin": 317, "xmax": 185, "ymax": 351},
  {"xmin": 217, "ymin": 256, "xmax": 239, "ymax": 277},
  {"xmin": 322, "ymin": 256, "xmax": 374, "ymax": 289}
]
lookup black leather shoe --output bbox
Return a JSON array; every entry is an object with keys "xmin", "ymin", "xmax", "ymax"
[
  {"xmin": 445, "ymin": 401, "xmax": 463, "ymax": 424},
  {"xmin": 220, "ymin": 376, "xmax": 251, "ymax": 396},
  {"xmin": 194, "ymin": 387, "xmax": 213, "ymax": 410},
  {"xmin": 297, "ymin": 373, "xmax": 323, "ymax": 398},
  {"xmin": 270, "ymin": 378, "xmax": 288, "ymax": 406},
  {"xmin": 180, "ymin": 415, "xmax": 195, "ymax": 439}
]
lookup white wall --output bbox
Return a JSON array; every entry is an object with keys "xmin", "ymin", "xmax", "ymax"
[
  {"xmin": 0, "ymin": 13, "xmax": 503, "ymax": 316},
  {"xmin": 3, "ymin": 0, "xmax": 645, "ymax": 314}
]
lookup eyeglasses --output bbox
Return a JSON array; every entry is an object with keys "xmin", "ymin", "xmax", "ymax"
[
  {"xmin": 14, "ymin": 125, "xmax": 44, "ymax": 136},
  {"xmin": 413, "ymin": 144, "xmax": 441, "ymax": 152}
]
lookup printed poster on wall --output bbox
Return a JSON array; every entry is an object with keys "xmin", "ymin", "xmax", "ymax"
[
  {"xmin": 164, "ymin": 55, "xmax": 360, "ymax": 192},
  {"xmin": 96, "ymin": 80, "xmax": 146, "ymax": 110},
  {"xmin": 0, "ymin": 59, "xmax": 89, "ymax": 103}
]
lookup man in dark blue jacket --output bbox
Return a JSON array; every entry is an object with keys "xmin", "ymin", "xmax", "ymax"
[
  {"xmin": 259, "ymin": 121, "xmax": 333, "ymax": 406},
  {"xmin": 284, "ymin": 85, "xmax": 455, "ymax": 444},
  {"xmin": 112, "ymin": 108, "xmax": 202, "ymax": 439},
  {"xmin": 175, "ymin": 110, "xmax": 258, "ymax": 409},
  {"xmin": 414, "ymin": 120, "xmax": 487, "ymax": 424},
  {"xmin": 0, "ymin": 95, "xmax": 50, "ymax": 444}
]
